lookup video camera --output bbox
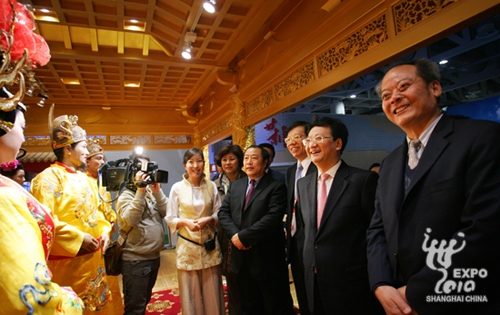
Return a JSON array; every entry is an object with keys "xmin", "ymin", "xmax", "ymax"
[{"xmin": 99, "ymin": 155, "xmax": 168, "ymax": 192}]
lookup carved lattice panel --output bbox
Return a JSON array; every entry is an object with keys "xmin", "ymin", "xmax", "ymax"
[
  {"xmin": 317, "ymin": 15, "xmax": 388, "ymax": 77},
  {"xmin": 246, "ymin": 89, "xmax": 273, "ymax": 117},
  {"xmin": 201, "ymin": 120, "xmax": 231, "ymax": 142},
  {"xmin": 274, "ymin": 61, "xmax": 315, "ymax": 100},
  {"xmin": 110, "ymin": 135, "xmax": 152, "ymax": 145},
  {"xmin": 393, "ymin": 0, "xmax": 459, "ymax": 34}
]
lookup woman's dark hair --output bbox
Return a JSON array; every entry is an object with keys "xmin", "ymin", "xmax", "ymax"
[
  {"xmin": 53, "ymin": 142, "xmax": 79, "ymax": 162},
  {"xmin": 215, "ymin": 145, "xmax": 244, "ymax": 169},
  {"xmin": 183, "ymin": 147, "xmax": 204, "ymax": 165},
  {"xmin": 0, "ymin": 162, "xmax": 24, "ymax": 178}
]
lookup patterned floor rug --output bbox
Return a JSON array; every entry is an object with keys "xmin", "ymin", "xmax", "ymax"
[
  {"xmin": 145, "ymin": 288, "xmax": 182, "ymax": 315},
  {"xmin": 145, "ymin": 287, "xmax": 300, "ymax": 315}
]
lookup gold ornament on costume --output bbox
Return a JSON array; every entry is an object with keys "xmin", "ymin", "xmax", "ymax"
[
  {"xmin": 49, "ymin": 104, "xmax": 87, "ymax": 149},
  {"xmin": 1, "ymin": 0, "xmax": 51, "ymax": 136},
  {"xmin": 87, "ymin": 139, "xmax": 104, "ymax": 158}
]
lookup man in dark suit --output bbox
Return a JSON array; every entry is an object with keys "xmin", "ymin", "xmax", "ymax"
[
  {"xmin": 284, "ymin": 121, "xmax": 316, "ymax": 315},
  {"xmin": 218, "ymin": 145, "xmax": 295, "ymax": 315},
  {"xmin": 367, "ymin": 58, "xmax": 500, "ymax": 315},
  {"xmin": 258, "ymin": 142, "xmax": 287, "ymax": 186},
  {"xmin": 297, "ymin": 116, "xmax": 382, "ymax": 315}
]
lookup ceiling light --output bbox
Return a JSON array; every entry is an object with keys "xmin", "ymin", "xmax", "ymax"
[
  {"xmin": 182, "ymin": 42, "xmax": 193, "ymax": 59},
  {"xmin": 439, "ymin": 60, "xmax": 448, "ymax": 65},
  {"xmin": 203, "ymin": 0, "xmax": 216, "ymax": 13},
  {"xmin": 61, "ymin": 78, "xmax": 81, "ymax": 85},
  {"xmin": 182, "ymin": 32, "xmax": 197, "ymax": 60},
  {"xmin": 124, "ymin": 19, "xmax": 146, "ymax": 32},
  {"xmin": 350, "ymin": 94, "xmax": 356, "ymax": 98},
  {"xmin": 134, "ymin": 146, "xmax": 144, "ymax": 155},
  {"xmin": 34, "ymin": 9, "xmax": 59, "ymax": 22},
  {"xmin": 124, "ymin": 82, "xmax": 140, "ymax": 87}
]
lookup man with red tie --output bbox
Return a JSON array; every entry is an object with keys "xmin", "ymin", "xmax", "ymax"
[
  {"xmin": 218, "ymin": 145, "xmax": 295, "ymax": 315},
  {"xmin": 297, "ymin": 116, "xmax": 383, "ymax": 314}
]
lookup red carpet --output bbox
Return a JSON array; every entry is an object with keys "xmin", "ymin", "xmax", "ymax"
[
  {"xmin": 145, "ymin": 287, "xmax": 299, "ymax": 314},
  {"xmin": 146, "ymin": 288, "xmax": 182, "ymax": 315},
  {"xmin": 145, "ymin": 287, "xmax": 228, "ymax": 314}
]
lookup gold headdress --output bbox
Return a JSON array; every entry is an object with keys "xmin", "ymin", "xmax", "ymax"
[
  {"xmin": 87, "ymin": 139, "xmax": 104, "ymax": 158},
  {"xmin": 49, "ymin": 104, "xmax": 87, "ymax": 149},
  {"xmin": 1, "ymin": 0, "xmax": 51, "ymax": 136}
]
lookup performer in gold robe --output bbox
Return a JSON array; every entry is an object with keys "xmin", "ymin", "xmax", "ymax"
[
  {"xmin": 31, "ymin": 107, "xmax": 117, "ymax": 314},
  {"xmin": 85, "ymin": 140, "xmax": 124, "ymax": 315},
  {"xmin": 1, "ymin": 1, "xmax": 84, "ymax": 312}
]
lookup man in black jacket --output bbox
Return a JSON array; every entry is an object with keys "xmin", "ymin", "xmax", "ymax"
[{"xmin": 218, "ymin": 145, "xmax": 294, "ymax": 315}]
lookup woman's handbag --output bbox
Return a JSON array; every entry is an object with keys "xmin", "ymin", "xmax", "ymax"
[
  {"xmin": 178, "ymin": 232, "xmax": 217, "ymax": 251},
  {"xmin": 104, "ymin": 226, "xmax": 132, "ymax": 276}
]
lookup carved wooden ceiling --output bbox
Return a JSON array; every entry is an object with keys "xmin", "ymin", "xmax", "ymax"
[
  {"xmin": 17, "ymin": 0, "xmax": 500, "ymax": 150},
  {"xmin": 22, "ymin": 0, "xmax": 290, "ymax": 137}
]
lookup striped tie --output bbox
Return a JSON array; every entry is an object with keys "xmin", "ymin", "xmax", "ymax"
[
  {"xmin": 244, "ymin": 179, "xmax": 256, "ymax": 210},
  {"xmin": 408, "ymin": 139, "xmax": 422, "ymax": 170}
]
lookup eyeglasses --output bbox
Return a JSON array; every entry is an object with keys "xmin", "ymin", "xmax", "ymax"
[
  {"xmin": 284, "ymin": 134, "xmax": 306, "ymax": 144},
  {"xmin": 381, "ymin": 78, "xmax": 422, "ymax": 102},
  {"xmin": 302, "ymin": 135, "xmax": 333, "ymax": 146}
]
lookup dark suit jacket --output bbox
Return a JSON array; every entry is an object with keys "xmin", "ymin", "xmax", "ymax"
[
  {"xmin": 367, "ymin": 115, "xmax": 500, "ymax": 314},
  {"xmin": 218, "ymin": 173, "xmax": 288, "ymax": 278},
  {"xmin": 286, "ymin": 161, "xmax": 317, "ymax": 262},
  {"xmin": 269, "ymin": 168, "xmax": 287, "ymax": 186},
  {"xmin": 297, "ymin": 161, "xmax": 381, "ymax": 314}
]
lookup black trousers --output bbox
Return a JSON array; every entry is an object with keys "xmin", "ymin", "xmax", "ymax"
[
  {"xmin": 289, "ymin": 236, "xmax": 311, "ymax": 315},
  {"xmin": 235, "ymin": 259, "xmax": 295, "ymax": 315}
]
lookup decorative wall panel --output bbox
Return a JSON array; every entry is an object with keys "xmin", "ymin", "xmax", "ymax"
[
  {"xmin": 274, "ymin": 61, "xmax": 315, "ymax": 100},
  {"xmin": 246, "ymin": 89, "xmax": 274, "ymax": 117},
  {"xmin": 201, "ymin": 119, "xmax": 231, "ymax": 142},
  {"xmin": 393, "ymin": 0, "xmax": 459, "ymax": 34},
  {"xmin": 154, "ymin": 135, "xmax": 191, "ymax": 144},
  {"xmin": 110, "ymin": 135, "xmax": 152, "ymax": 145},
  {"xmin": 88, "ymin": 135, "xmax": 107, "ymax": 145},
  {"xmin": 23, "ymin": 136, "xmax": 51, "ymax": 147},
  {"xmin": 24, "ymin": 135, "xmax": 107, "ymax": 146},
  {"xmin": 317, "ymin": 15, "xmax": 388, "ymax": 77}
]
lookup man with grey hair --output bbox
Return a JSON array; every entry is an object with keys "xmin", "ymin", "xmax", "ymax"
[{"xmin": 367, "ymin": 58, "xmax": 500, "ymax": 314}]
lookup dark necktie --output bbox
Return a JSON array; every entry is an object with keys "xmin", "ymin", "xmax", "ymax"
[
  {"xmin": 291, "ymin": 163, "xmax": 303, "ymax": 236},
  {"xmin": 244, "ymin": 179, "xmax": 256, "ymax": 210}
]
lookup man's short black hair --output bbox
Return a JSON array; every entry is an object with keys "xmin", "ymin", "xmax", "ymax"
[
  {"xmin": 307, "ymin": 116, "xmax": 349, "ymax": 154},
  {"xmin": 246, "ymin": 144, "xmax": 270, "ymax": 162},
  {"xmin": 286, "ymin": 121, "xmax": 308, "ymax": 136},
  {"xmin": 258, "ymin": 143, "xmax": 275, "ymax": 158}
]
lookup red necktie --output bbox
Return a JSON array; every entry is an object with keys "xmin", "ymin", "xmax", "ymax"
[
  {"xmin": 244, "ymin": 179, "xmax": 256, "ymax": 210},
  {"xmin": 317, "ymin": 173, "xmax": 330, "ymax": 228}
]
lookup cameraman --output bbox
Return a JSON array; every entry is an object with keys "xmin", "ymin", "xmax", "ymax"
[{"xmin": 116, "ymin": 154, "xmax": 168, "ymax": 315}]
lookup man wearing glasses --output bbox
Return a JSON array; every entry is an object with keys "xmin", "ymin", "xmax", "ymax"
[
  {"xmin": 284, "ymin": 121, "xmax": 316, "ymax": 315},
  {"xmin": 367, "ymin": 58, "xmax": 500, "ymax": 314},
  {"xmin": 297, "ymin": 116, "xmax": 383, "ymax": 314}
]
